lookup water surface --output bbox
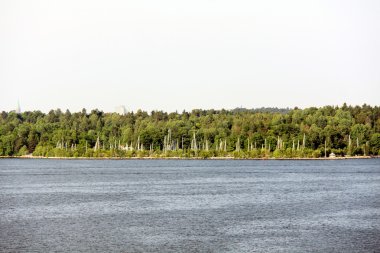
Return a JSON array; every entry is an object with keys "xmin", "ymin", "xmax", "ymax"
[{"xmin": 1, "ymin": 159, "xmax": 379, "ymax": 252}]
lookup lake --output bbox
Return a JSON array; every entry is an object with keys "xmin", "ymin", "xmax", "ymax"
[{"xmin": 0, "ymin": 158, "xmax": 379, "ymax": 252}]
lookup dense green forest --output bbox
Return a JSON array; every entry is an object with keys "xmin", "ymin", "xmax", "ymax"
[{"xmin": 1, "ymin": 104, "xmax": 380, "ymax": 158}]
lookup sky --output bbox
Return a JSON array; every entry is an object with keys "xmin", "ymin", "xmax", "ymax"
[{"xmin": 1, "ymin": 0, "xmax": 379, "ymax": 113}]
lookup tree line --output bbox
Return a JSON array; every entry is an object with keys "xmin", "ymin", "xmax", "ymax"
[{"xmin": 0, "ymin": 104, "xmax": 380, "ymax": 158}]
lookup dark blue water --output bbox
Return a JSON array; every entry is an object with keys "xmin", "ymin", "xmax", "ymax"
[{"xmin": 0, "ymin": 159, "xmax": 379, "ymax": 252}]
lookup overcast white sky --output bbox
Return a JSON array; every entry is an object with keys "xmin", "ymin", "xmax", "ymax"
[{"xmin": 1, "ymin": 0, "xmax": 379, "ymax": 113}]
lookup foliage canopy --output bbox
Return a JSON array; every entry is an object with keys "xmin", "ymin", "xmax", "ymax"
[{"xmin": 1, "ymin": 104, "xmax": 379, "ymax": 158}]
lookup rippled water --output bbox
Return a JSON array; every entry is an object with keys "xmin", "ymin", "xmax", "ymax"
[{"xmin": 1, "ymin": 158, "xmax": 379, "ymax": 252}]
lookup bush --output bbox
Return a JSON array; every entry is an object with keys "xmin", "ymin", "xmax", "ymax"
[
  {"xmin": 199, "ymin": 150, "xmax": 211, "ymax": 159},
  {"xmin": 18, "ymin": 145, "xmax": 28, "ymax": 156},
  {"xmin": 312, "ymin": 149, "xmax": 321, "ymax": 158},
  {"xmin": 272, "ymin": 149, "xmax": 283, "ymax": 158}
]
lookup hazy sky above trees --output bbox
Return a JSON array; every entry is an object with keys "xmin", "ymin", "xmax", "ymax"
[{"xmin": 1, "ymin": 0, "xmax": 379, "ymax": 113}]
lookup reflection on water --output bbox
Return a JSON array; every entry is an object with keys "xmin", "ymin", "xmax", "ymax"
[{"xmin": 0, "ymin": 159, "xmax": 379, "ymax": 252}]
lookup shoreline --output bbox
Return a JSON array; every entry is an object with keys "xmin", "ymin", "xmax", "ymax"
[{"xmin": 0, "ymin": 155, "xmax": 376, "ymax": 160}]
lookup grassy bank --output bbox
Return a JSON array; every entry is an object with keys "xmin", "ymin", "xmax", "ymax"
[{"xmin": 0, "ymin": 155, "xmax": 375, "ymax": 160}]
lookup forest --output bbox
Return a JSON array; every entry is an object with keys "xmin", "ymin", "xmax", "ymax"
[{"xmin": 0, "ymin": 104, "xmax": 380, "ymax": 159}]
